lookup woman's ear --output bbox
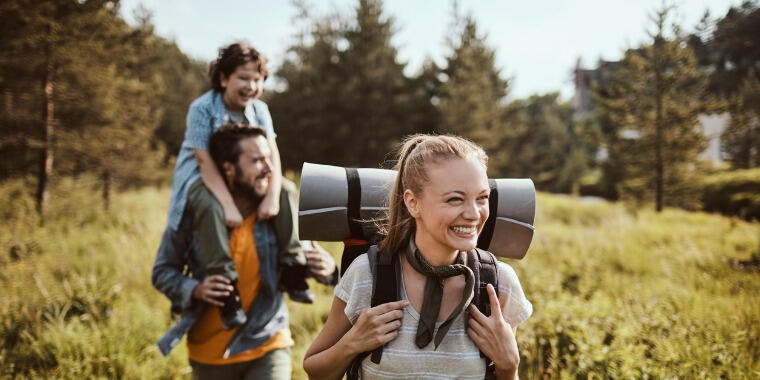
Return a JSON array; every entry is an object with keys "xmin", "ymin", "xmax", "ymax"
[
  {"xmin": 403, "ymin": 189, "xmax": 420, "ymax": 218},
  {"xmin": 220, "ymin": 72, "xmax": 229, "ymax": 89}
]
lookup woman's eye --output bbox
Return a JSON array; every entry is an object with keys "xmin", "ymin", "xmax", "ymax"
[
  {"xmin": 477, "ymin": 195, "xmax": 489, "ymax": 202},
  {"xmin": 446, "ymin": 197, "xmax": 463, "ymax": 204}
]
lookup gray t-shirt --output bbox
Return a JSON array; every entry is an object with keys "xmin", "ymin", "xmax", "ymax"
[{"xmin": 335, "ymin": 254, "xmax": 532, "ymax": 380}]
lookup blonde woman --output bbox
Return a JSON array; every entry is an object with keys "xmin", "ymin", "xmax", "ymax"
[{"xmin": 303, "ymin": 135, "xmax": 532, "ymax": 380}]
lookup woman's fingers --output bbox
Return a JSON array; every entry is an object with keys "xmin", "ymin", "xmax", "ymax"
[
  {"xmin": 377, "ymin": 318, "xmax": 403, "ymax": 335},
  {"xmin": 468, "ymin": 303, "xmax": 490, "ymax": 325},
  {"xmin": 485, "ymin": 283, "xmax": 503, "ymax": 320},
  {"xmin": 371, "ymin": 300, "xmax": 409, "ymax": 316}
]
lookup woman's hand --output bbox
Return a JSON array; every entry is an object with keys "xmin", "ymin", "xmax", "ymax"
[
  {"xmin": 467, "ymin": 283, "xmax": 520, "ymax": 376},
  {"xmin": 256, "ymin": 192, "xmax": 280, "ymax": 219},
  {"xmin": 343, "ymin": 300, "xmax": 409, "ymax": 354},
  {"xmin": 192, "ymin": 275, "xmax": 233, "ymax": 307},
  {"xmin": 222, "ymin": 202, "xmax": 244, "ymax": 228}
]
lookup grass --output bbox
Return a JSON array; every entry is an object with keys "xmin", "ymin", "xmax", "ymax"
[{"xmin": 0, "ymin": 179, "xmax": 758, "ymax": 379}]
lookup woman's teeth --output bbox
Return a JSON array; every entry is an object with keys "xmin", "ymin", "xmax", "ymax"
[{"xmin": 450, "ymin": 226, "xmax": 475, "ymax": 235}]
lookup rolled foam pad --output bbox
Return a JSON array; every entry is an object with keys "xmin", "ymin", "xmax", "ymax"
[{"xmin": 298, "ymin": 162, "xmax": 535, "ymax": 259}]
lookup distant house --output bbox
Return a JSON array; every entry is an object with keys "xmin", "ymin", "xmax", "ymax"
[{"xmin": 572, "ymin": 59, "xmax": 728, "ymax": 165}]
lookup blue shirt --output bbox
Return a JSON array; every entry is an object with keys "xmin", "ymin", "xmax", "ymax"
[{"xmin": 166, "ymin": 90, "xmax": 276, "ymax": 230}]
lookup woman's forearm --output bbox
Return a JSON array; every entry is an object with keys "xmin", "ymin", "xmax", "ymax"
[
  {"xmin": 303, "ymin": 335, "xmax": 359, "ymax": 380},
  {"xmin": 195, "ymin": 149, "xmax": 236, "ymax": 210}
]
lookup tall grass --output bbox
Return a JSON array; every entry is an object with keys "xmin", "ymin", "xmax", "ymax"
[{"xmin": 1, "ymin": 180, "xmax": 758, "ymax": 378}]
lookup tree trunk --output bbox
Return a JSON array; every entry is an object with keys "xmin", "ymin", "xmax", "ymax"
[
  {"xmin": 36, "ymin": 32, "xmax": 54, "ymax": 222},
  {"xmin": 102, "ymin": 170, "xmax": 111, "ymax": 211},
  {"xmin": 654, "ymin": 39, "xmax": 664, "ymax": 213}
]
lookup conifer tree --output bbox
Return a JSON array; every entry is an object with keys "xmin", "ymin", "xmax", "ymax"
[
  {"xmin": 271, "ymin": 0, "xmax": 415, "ymax": 168},
  {"xmin": 595, "ymin": 6, "xmax": 711, "ymax": 211},
  {"xmin": 438, "ymin": 16, "xmax": 509, "ymax": 160},
  {"xmin": 339, "ymin": 0, "xmax": 413, "ymax": 166}
]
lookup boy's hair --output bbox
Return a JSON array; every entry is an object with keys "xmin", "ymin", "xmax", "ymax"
[
  {"xmin": 208, "ymin": 123, "xmax": 267, "ymax": 176},
  {"xmin": 208, "ymin": 42, "xmax": 269, "ymax": 92}
]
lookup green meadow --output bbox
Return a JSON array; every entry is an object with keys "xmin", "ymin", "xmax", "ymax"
[{"xmin": 1, "ymin": 179, "xmax": 758, "ymax": 379}]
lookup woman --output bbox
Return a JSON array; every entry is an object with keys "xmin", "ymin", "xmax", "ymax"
[{"xmin": 303, "ymin": 135, "xmax": 532, "ymax": 380}]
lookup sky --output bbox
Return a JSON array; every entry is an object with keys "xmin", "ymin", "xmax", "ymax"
[{"xmin": 119, "ymin": 0, "xmax": 743, "ymax": 100}]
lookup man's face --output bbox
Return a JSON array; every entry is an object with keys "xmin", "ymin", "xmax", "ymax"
[
  {"xmin": 230, "ymin": 135, "xmax": 272, "ymax": 200},
  {"xmin": 220, "ymin": 62, "xmax": 265, "ymax": 111}
]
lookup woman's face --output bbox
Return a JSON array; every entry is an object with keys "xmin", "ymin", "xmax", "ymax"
[
  {"xmin": 220, "ymin": 61, "xmax": 265, "ymax": 111},
  {"xmin": 405, "ymin": 156, "xmax": 490, "ymax": 256}
]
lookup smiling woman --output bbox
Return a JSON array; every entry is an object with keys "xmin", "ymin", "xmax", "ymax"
[{"xmin": 302, "ymin": 134, "xmax": 532, "ymax": 380}]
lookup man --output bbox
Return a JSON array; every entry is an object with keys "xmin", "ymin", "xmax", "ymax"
[{"xmin": 152, "ymin": 124, "xmax": 337, "ymax": 379}]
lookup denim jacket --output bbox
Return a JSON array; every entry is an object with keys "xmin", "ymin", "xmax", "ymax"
[{"xmin": 151, "ymin": 210, "xmax": 288, "ymax": 357}]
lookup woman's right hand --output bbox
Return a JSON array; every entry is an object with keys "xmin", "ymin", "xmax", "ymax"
[
  {"xmin": 222, "ymin": 203, "xmax": 243, "ymax": 228},
  {"xmin": 343, "ymin": 300, "xmax": 409, "ymax": 354}
]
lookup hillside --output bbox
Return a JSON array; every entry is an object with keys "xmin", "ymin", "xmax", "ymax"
[{"xmin": 1, "ymin": 180, "xmax": 758, "ymax": 379}]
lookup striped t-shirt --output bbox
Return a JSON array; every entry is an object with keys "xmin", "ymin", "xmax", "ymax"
[{"xmin": 335, "ymin": 253, "xmax": 532, "ymax": 380}]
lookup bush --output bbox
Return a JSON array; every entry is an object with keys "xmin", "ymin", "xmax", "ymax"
[{"xmin": 702, "ymin": 168, "xmax": 760, "ymax": 220}]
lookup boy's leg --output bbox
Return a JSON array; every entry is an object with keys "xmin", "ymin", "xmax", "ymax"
[
  {"xmin": 187, "ymin": 180, "xmax": 238, "ymax": 282},
  {"xmin": 272, "ymin": 179, "xmax": 313, "ymax": 303},
  {"xmin": 187, "ymin": 180, "xmax": 246, "ymax": 329}
]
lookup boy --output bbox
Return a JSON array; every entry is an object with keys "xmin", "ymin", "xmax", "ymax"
[{"xmin": 166, "ymin": 42, "xmax": 313, "ymax": 330}]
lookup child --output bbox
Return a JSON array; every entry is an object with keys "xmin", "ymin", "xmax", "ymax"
[{"xmin": 166, "ymin": 42, "xmax": 313, "ymax": 330}]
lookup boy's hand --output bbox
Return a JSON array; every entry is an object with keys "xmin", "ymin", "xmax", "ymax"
[
  {"xmin": 223, "ymin": 203, "xmax": 243, "ymax": 227},
  {"xmin": 257, "ymin": 193, "xmax": 280, "ymax": 219}
]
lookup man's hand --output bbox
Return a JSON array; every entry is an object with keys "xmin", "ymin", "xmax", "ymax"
[
  {"xmin": 304, "ymin": 241, "xmax": 337, "ymax": 284},
  {"xmin": 257, "ymin": 192, "xmax": 280, "ymax": 220},
  {"xmin": 192, "ymin": 275, "xmax": 233, "ymax": 307}
]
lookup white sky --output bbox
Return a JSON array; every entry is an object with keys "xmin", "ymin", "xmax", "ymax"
[{"xmin": 120, "ymin": 0, "xmax": 742, "ymax": 100}]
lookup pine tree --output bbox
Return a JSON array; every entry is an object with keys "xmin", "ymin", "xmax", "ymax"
[
  {"xmin": 271, "ymin": 0, "xmax": 415, "ymax": 168},
  {"xmin": 339, "ymin": 0, "xmax": 413, "ymax": 166},
  {"xmin": 438, "ymin": 16, "xmax": 509, "ymax": 160},
  {"xmin": 594, "ymin": 6, "xmax": 711, "ymax": 211}
]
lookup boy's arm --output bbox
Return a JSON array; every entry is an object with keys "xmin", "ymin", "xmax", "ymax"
[
  {"xmin": 194, "ymin": 148, "xmax": 243, "ymax": 227},
  {"xmin": 257, "ymin": 139, "xmax": 282, "ymax": 219}
]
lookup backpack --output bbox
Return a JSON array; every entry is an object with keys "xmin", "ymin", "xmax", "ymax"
[{"xmin": 344, "ymin": 245, "xmax": 500, "ymax": 380}]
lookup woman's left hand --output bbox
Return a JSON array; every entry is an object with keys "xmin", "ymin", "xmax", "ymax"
[{"xmin": 467, "ymin": 283, "xmax": 520, "ymax": 374}]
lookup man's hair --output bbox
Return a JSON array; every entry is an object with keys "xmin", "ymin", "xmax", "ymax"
[
  {"xmin": 208, "ymin": 42, "xmax": 269, "ymax": 92},
  {"xmin": 208, "ymin": 123, "xmax": 267, "ymax": 176}
]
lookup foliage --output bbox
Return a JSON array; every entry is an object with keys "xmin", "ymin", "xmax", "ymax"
[
  {"xmin": 593, "ymin": 6, "xmax": 713, "ymax": 211},
  {"xmin": 0, "ymin": 0, "xmax": 206, "ymax": 211},
  {"xmin": 689, "ymin": 1, "xmax": 760, "ymax": 169},
  {"xmin": 437, "ymin": 15, "xmax": 508, "ymax": 158},
  {"xmin": 498, "ymin": 93, "xmax": 598, "ymax": 193},
  {"xmin": 270, "ymin": 0, "xmax": 417, "ymax": 169},
  {"xmin": 702, "ymin": 168, "xmax": 760, "ymax": 220}
]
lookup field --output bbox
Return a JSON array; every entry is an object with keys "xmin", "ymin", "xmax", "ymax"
[{"xmin": 1, "ymin": 178, "xmax": 758, "ymax": 379}]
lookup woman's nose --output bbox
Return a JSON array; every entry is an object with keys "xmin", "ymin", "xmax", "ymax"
[{"xmin": 462, "ymin": 201, "xmax": 480, "ymax": 220}]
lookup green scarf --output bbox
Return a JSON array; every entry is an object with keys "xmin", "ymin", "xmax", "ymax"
[{"xmin": 405, "ymin": 239, "xmax": 475, "ymax": 349}]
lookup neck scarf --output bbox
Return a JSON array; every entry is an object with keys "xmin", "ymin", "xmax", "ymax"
[{"xmin": 404, "ymin": 238, "xmax": 474, "ymax": 349}]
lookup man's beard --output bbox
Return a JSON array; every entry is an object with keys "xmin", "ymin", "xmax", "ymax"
[{"xmin": 232, "ymin": 173, "xmax": 266, "ymax": 206}]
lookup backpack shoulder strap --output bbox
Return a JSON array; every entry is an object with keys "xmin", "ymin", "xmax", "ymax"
[
  {"xmin": 346, "ymin": 246, "xmax": 399, "ymax": 379},
  {"xmin": 467, "ymin": 248, "xmax": 500, "ymax": 380}
]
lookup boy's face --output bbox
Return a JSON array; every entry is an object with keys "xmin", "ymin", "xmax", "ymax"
[{"xmin": 220, "ymin": 61, "xmax": 265, "ymax": 111}]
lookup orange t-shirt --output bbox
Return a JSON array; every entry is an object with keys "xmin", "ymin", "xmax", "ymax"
[{"xmin": 187, "ymin": 214, "xmax": 293, "ymax": 364}]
